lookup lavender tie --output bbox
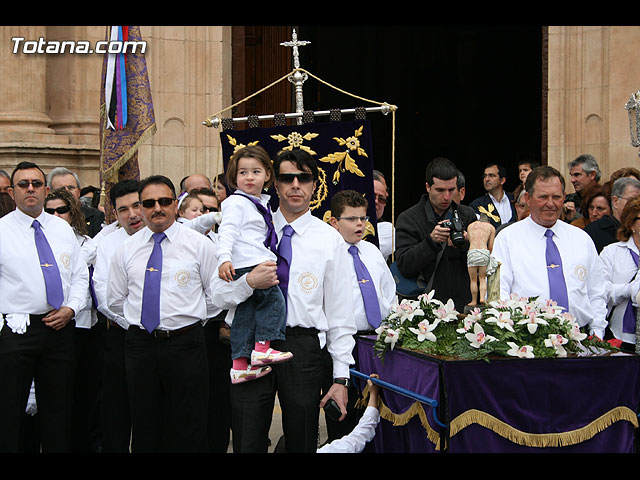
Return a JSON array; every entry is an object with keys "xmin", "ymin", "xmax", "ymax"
[
  {"xmin": 32, "ymin": 219, "xmax": 64, "ymax": 310},
  {"xmin": 276, "ymin": 225, "xmax": 294, "ymax": 305},
  {"xmin": 623, "ymin": 248, "xmax": 639, "ymax": 334},
  {"xmin": 544, "ymin": 229, "xmax": 569, "ymax": 311},
  {"xmin": 233, "ymin": 193, "xmax": 278, "ymax": 254},
  {"xmin": 348, "ymin": 245, "xmax": 382, "ymax": 328},
  {"xmin": 140, "ymin": 232, "xmax": 166, "ymax": 333}
]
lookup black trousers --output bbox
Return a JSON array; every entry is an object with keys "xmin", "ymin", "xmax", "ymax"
[
  {"xmin": 230, "ymin": 327, "xmax": 324, "ymax": 453},
  {"xmin": 125, "ymin": 323, "xmax": 209, "ymax": 453},
  {"xmin": 204, "ymin": 316, "xmax": 232, "ymax": 453},
  {"xmin": 100, "ymin": 318, "xmax": 131, "ymax": 452},
  {"xmin": 0, "ymin": 315, "xmax": 75, "ymax": 452}
]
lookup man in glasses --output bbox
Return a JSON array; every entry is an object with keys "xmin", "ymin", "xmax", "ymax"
[
  {"xmin": 373, "ymin": 170, "xmax": 394, "ymax": 262},
  {"xmin": 0, "ymin": 161, "xmax": 89, "ymax": 452},
  {"xmin": 48, "ymin": 167, "xmax": 105, "ymax": 238},
  {"xmin": 106, "ymin": 175, "xmax": 219, "ymax": 452},
  {"xmin": 211, "ymin": 148, "xmax": 356, "ymax": 453}
]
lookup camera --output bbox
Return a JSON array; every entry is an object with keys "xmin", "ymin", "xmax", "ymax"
[{"xmin": 440, "ymin": 209, "xmax": 466, "ymax": 248}]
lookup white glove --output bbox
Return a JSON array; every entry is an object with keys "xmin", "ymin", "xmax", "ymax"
[
  {"xmin": 25, "ymin": 380, "xmax": 37, "ymax": 416},
  {"xmin": 211, "ymin": 211, "xmax": 222, "ymax": 225},
  {"xmin": 5, "ymin": 313, "xmax": 30, "ymax": 334}
]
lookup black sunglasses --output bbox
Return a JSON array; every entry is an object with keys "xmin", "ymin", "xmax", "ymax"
[
  {"xmin": 277, "ymin": 173, "xmax": 315, "ymax": 184},
  {"xmin": 141, "ymin": 197, "xmax": 175, "ymax": 208},
  {"xmin": 45, "ymin": 205, "xmax": 71, "ymax": 215},
  {"xmin": 202, "ymin": 205, "xmax": 219, "ymax": 213},
  {"xmin": 14, "ymin": 179, "xmax": 45, "ymax": 189}
]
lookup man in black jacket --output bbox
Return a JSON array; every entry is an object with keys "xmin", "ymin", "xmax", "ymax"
[{"xmin": 395, "ymin": 157, "xmax": 477, "ymax": 311}]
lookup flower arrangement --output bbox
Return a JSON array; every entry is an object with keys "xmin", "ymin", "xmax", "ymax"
[{"xmin": 374, "ymin": 292, "xmax": 618, "ymax": 361}]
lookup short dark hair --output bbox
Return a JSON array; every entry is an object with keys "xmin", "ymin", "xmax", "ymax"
[
  {"xmin": 110, "ymin": 179, "xmax": 140, "ymax": 208},
  {"xmin": 138, "ymin": 175, "xmax": 176, "ymax": 199},
  {"xmin": 330, "ymin": 189, "xmax": 368, "ymax": 218},
  {"xmin": 11, "ymin": 161, "xmax": 47, "ymax": 186},
  {"xmin": 484, "ymin": 162, "xmax": 507, "ymax": 180},
  {"xmin": 226, "ymin": 145, "xmax": 275, "ymax": 191},
  {"xmin": 524, "ymin": 165, "xmax": 566, "ymax": 195},
  {"xmin": 274, "ymin": 148, "xmax": 319, "ymax": 180},
  {"xmin": 425, "ymin": 157, "xmax": 458, "ymax": 186},
  {"xmin": 518, "ymin": 159, "xmax": 540, "ymax": 169}
]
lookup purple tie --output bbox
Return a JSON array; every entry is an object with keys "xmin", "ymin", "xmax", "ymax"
[
  {"xmin": 32, "ymin": 219, "xmax": 64, "ymax": 310},
  {"xmin": 544, "ymin": 229, "xmax": 569, "ymax": 311},
  {"xmin": 623, "ymin": 248, "xmax": 639, "ymax": 334},
  {"xmin": 348, "ymin": 245, "xmax": 382, "ymax": 328},
  {"xmin": 140, "ymin": 232, "xmax": 166, "ymax": 333},
  {"xmin": 276, "ymin": 225, "xmax": 294, "ymax": 305},
  {"xmin": 233, "ymin": 193, "xmax": 278, "ymax": 254}
]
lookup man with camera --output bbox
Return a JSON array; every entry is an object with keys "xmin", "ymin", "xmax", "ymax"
[{"xmin": 395, "ymin": 157, "xmax": 477, "ymax": 311}]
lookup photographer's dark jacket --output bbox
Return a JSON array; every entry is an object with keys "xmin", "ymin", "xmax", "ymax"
[{"xmin": 395, "ymin": 195, "xmax": 477, "ymax": 311}]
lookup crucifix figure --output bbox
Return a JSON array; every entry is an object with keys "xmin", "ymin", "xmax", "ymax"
[{"xmin": 281, "ymin": 28, "xmax": 310, "ymax": 124}]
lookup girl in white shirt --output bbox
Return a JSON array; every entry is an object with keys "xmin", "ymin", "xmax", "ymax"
[{"xmin": 218, "ymin": 146, "xmax": 291, "ymax": 384}]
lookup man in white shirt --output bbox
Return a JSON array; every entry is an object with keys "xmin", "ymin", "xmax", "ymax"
[
  {"xmin": 0, "ymin": 161, "xmax": 88, "ymax": 452},
  {"xmin": 210, "ymin": 149, "xmax": 357, "ymax": 453},
  {"xmin": 470, "ymin": 163, "xmax": 516, "ymax": 228},
  {"xmin": 326, "ymin": 189, "xmax": 395, "ymax": 442},
  {"xmin": 92, "ymin": 179, "xmax": 144, "ymax": 452},
  {"xmin": 492, "ymin": 165, "xmax": 608, "ymax": 338},
  {"xmin": 107, "ymin": 175, "xmax": 218, "ymax": 453}
]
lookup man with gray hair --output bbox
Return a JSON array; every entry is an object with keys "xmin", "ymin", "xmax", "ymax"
[
  {"xmin": 585, "ymin": 176, "xmax": 640, "ymax": 253},
  {"xmin": 564, "ymin": 154, "xmax": 601, "ymax": 221},
  {"xmin": 0, "ymin": 169, "xmax": 10, "ymax": 194},
  {"xmin": 48, "ymin": 167, "xmax": 104, "ymax": 237}
]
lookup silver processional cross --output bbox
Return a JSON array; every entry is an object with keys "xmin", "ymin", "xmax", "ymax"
[{"xmin": 280, "ymin": 28, "xmax": 310, "ymax": 125}]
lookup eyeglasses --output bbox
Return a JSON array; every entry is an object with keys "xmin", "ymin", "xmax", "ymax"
[
  {"xmin": 14, "ymin": 179, "xmax": 45, "ymax": 189},
  {"xmin": 202, "ymin": 205, "xmax": 219, "ymax": 213},
  {"xmin": 45, "ymin": 205, "xmax": 71, "ymax": 215},
  {"xmin": 141, "ymin": 197, "xmax": 175, "ymax": 208},
  {"xmin": 277, "ymin": 173, "xmax": 315, "ymax": 184},
  {"xmin": 336, "ymin": 216, "xmax": 370, "ymax": 223},
  {"xmin": 375, "ymin": 195, "xmax": 387, "ymax": 205}
]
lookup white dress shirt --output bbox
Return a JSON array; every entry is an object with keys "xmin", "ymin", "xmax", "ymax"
[
  {"xmin": 599, "ymin": 238, "xmax": 640, "ymax": 344},
  {"xmin": 74, "ymin": 233, "xmax": 98, "ymax": 329},
  {"xmin": 347, "ymin": 239, "xmax": 397, "ymax": 331},
  {"xmin": 93, "ymin": 226, "xmax": 131, "ymax": 329},
  {"xmin": 488, "ymin": 191, "xmax": 513, "ymax": 224},
  {"xmin": 216, "ymin": 190, "xmax": 276, "ymax": 269},
  {"xmin": 107, "ymin": 221, "xmax": 219, "ymax": 331},
  {"xmin": 210, "ymin": 209, "xmax": 357, "ymax": 379},
  {"xmin": 177, "ymin": 211, "xmax": 222, "ymax": 234},
  {"xmin": 0, "ymin": 208, "xmax": 88, "ymax": 316},
  {"xmin": 317, "ymin": 405, "xmax": 380, "ymax": 453},
  {"xmin": 377, "ymin": 221, "xmax": 395, "ymax": 261},
  {"xmin": 492, "ymin": 216, "xmax": 608, "ymax": 337}
]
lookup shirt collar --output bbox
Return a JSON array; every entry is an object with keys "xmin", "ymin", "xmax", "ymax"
[
  {"xmin": 141, "ymin": 220, "xmax": 180, "ymax": 244},
  {"xmin": 14, "ymin": 207, "xmax": 47, "ymax": 229},
  {"xmin": 273, "ymin": 208, "xmax": 312, "ymax": 236},
  {"xmin": 621, "ymin": 236, "xmax": 640, "ymax": 254},
  {"xmin": 526, "ymin": 215, "xmax": 563, "ymax": 238},
  {"xmin": 488, "ymin": 191, "xmax": 507, "ymax": 205}
]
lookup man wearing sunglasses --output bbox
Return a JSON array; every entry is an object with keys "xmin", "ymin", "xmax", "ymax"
[
  {"xmin": 211, "ymin": 148, "xmax": 356, "ymax": 453},
  {"xmin": 0, "ymin": 161, "xmax": 89, "ymax": 452},
  {"xmin": 107, "ymin": 175, "xmax": 219, "ymax": 453},
  {"xmin": 373, "ymin": 170, "xmax": 394, "ymax": 261}
]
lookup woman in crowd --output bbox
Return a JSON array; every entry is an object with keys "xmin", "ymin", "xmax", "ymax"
[
  {"xmin": 571, "ymin": 184, "xmax": 611, "ymax": 229},
  {"xmin": 599, "ymin": 197, "xmax": 640, "ymax": 352}
]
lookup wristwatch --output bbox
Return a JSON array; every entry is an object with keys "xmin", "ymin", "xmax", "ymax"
[{"xmin": 334, "ymin": 377, "xmax": 350, "ymax": 388}]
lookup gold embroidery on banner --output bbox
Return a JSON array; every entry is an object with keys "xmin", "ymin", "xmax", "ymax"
[
  {"xmin": 318, "ymin": 125, "xmax": 367, "ymax": 185},
  {"xmin": 270, "ymin": 131, "xmax": 318, "ymax": 156}
]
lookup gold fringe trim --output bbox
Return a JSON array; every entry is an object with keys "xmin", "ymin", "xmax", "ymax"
[
  {"xmin": 356, "ymin": 385, "xmax": 442, "ymax": 450},
  {"xmin": 449, "ymin": 406, "xmax": 639, "ymax": 448}
]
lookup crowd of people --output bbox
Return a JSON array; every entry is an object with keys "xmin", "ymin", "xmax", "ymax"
[{"xmin": 0, "ymin": 147, "xmax": 638, "ymax": 454}]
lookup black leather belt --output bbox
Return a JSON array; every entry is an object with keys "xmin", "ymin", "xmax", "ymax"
[{"xmin": 137, "ymin": 322, "xmax": 200, "ymax": 338}]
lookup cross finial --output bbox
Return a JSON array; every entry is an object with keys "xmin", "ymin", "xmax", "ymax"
[{"xmin": 280, "ymin": 28, "xmax": 310, "ymax": 69}]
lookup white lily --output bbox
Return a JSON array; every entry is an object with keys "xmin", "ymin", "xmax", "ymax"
[
  {"xmin": 434, "ymin": 298, "xmax": 458, "ymax": 322},
  {"xmin": 409, "ymin": 319, "xmax": 440, "ymax": 343},
  {"xmin": 381, "ymin": 327, "xmax": 400, "ymax": 350},
  {"xmin": 516, "ymin": 311, "xmax": 549, "ymax": 334},
  {"xmin": 484, "ymin": 309, "xmax": 515, "ymax": 332},
  {"xmin": 465, "ymin": 323, "xmax": 496, "ymax": 348},
  {"xmin": 456, "ymin": 315, "xmax": 477, "ymax": 334},
  {"xmin": 417, "ymin": 289, "xmax": 436, "ymax": 305},
  {"xmin": 568, "ymin": 323, "xmax": 587, "ymax": 342},
  {"xmin": 388, "ymin": 299, "xmax": 424, "ymax": 323},
  {"xmin": 506, "ymin": 341, "xmax": 535, "ymax": 358},
  {"xmin": 544, "ymin": 334, "xmax": 568, "ymax": 357}
]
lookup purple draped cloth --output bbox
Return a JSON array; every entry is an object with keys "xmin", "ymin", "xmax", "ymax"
[{"xmin": 356, "ymin": 336, "xmax": 640, "ymax": 453}]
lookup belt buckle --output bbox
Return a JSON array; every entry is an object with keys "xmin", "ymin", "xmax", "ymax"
[{"xmin": 152, "ymin": 329, "xmax": 171, "ymax": 339}]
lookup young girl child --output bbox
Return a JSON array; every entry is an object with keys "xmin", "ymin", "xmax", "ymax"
[
  {"xmin": 176, "ymin": 191, "xmax": 222, "ymax": 234},
  {"xmin": 218, "ymin": 145, "xmax": 292, "ymax": 384}
]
